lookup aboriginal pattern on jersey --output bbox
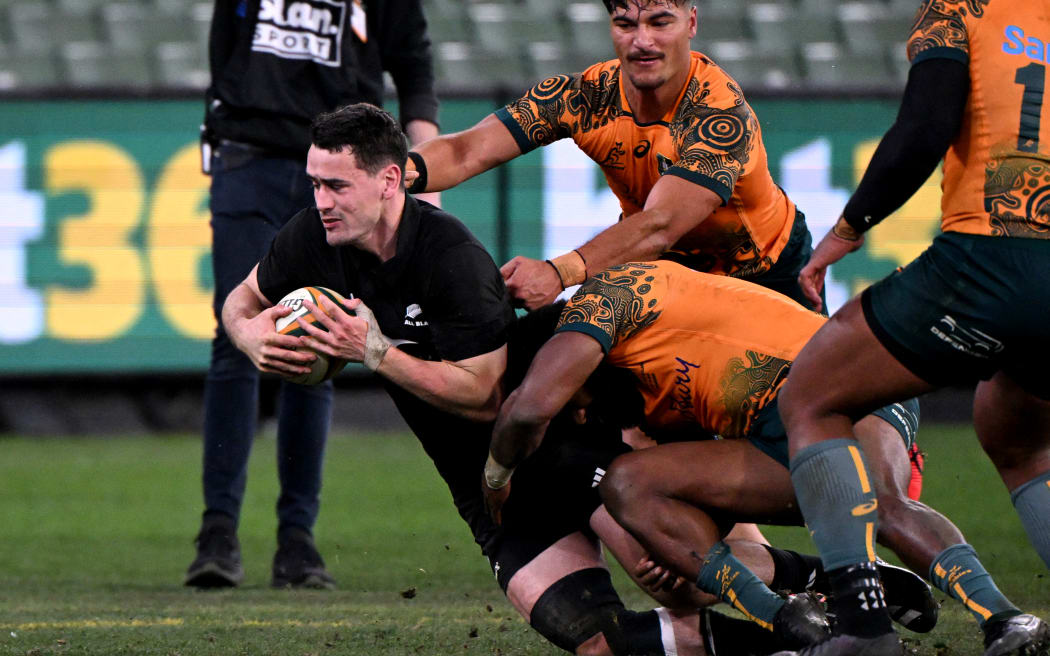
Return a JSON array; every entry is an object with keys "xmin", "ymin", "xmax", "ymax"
[
  {"xmin": 558, "ymin": 263, "xmax": 662, "ymax": 345},
  {"xmin": 984, "ymin": 156, "xmax": 1050, "ymax": 238},
  {"xmin": 670, "ymin": 75, "xmax": 754, "ymax": 193},
  {"xmin": 504, "ymin": 71, "xmax": 622, "ymax": 147},
  {"xmin": 718, "ymin": 350, "xmax": 792, "ymax": 438},
  {"xmin": 665, "ymin": 223, "xmax": 772, "ymax": 280},
  {"xmin": 907, "ymin": 0, "xmax": 987, "ymax": 60}
]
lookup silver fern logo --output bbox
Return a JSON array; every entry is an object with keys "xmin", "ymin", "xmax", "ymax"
[{"xmin": 404, "ymin": 303, "xmax": 428, "ymax": 327}]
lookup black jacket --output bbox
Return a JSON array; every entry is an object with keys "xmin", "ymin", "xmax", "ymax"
[{"xmin": 205, "ymin": 0, "xmax": 439, "ymax": 157}]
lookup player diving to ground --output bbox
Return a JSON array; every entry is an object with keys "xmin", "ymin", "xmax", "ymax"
[{"xmin": 481, "ymin": 261, "xmax": 976, "ymax": 647}]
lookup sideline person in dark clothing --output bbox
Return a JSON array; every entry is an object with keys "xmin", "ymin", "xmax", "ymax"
[{"xmin": 185, "ymin": 0, "xmax": 439, "ymax": 589}]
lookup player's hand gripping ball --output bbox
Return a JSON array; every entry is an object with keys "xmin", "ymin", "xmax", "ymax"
[{"xmin": 274, "ymin": 286, "xmax": 351, "ymax": 385}]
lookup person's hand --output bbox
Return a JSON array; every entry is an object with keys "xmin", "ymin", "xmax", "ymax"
[
  {"xmin": 482, "ymin": 478, "xmax": 511, "ymax": 525},
  {"xmin": 799, "ymin": 217, "xmax": 865, "ymax": 313},
  {"xmin": 634, "ymin": 554, "xmax": 686, "ymax": 595},
  {"xmin": 298, "ymin": 296, "xmax": 393, "ymax": 371},
  {"xmin": 404, "ymin": 169, "xmax": 420, "ymax": 186},
  {"xmin": 500, "ymin": 256, "xmax": 563, "ymax": 310},
  {"xmin": 229, "ymin": 304, "xmax": 317, "ymax": 377}
]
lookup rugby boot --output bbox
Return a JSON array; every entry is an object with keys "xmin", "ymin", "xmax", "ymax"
[
  {"xmin": 701, "ymin": 607, "xmax": 785, "ymax": 656},
  {"xmin": 876, "ymin": 559, "xmax": 939, "ymax": 633},
  {"xmin": 271, "ymin": 526, "xmax": 336, "ymax": 590},
  {"xmin": 184, "ymin": 515, "xmax": 244, "ymax": 588},
  {"xmin": 772, "ymin": 592, "xmax": 832, "ymax": 649},
  {"xmin": 983, "ymin": 613, "xmax": 1050, "ymax": 656},
  {"xmin": 771, "ymin": 632, "xmax": 904, "ymax": 656}
]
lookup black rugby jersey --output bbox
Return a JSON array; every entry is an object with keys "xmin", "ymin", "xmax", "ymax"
[{"xmin": 258, "ymin": 196, "xmax": 514, "ymax": 552}]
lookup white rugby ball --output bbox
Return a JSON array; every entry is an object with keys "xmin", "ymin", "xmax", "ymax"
[{"xmin": 274, "ymin": 286, "xmax": 351, "ymax": 385}]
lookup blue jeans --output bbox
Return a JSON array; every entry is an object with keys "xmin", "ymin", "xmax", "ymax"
[{"xmin": 202, "ymin": 141, "xmax": 333, "ymax": 534}]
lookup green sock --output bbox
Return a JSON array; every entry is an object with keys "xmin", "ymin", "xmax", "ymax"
[
  {"xmin": 930, "ymin": 544, "xmax": 1021, "ymax": 627},
  {"xmin": 1011, "ymin": 472, "xmax": 1050, "ymax": 569},
  {"xmin": 790, "ymin": 439, "xmax": 893, "ymax": 636},
  {"xmin": 790, "ymin": 439, "xmax": 880, "ymax": 570},
  {"xmin": 697, "ymin": 541, "xmax": 785, "ymax": 630}
]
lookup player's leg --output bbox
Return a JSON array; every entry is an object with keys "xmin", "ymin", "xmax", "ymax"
[
  {"xmin": 975, "ymin": 370, "xmax": 1050, "ymax": 568},
  {"xmin": 777, "ymin": 296, "xmax": 934, "ymax": 651},
  {"xmin": 600, "ymin": 439, "xmax": 830, "ymax": 648},
  {"xmin": 498, "ymin": 530, "xmax": 687, "ymax": 656}
]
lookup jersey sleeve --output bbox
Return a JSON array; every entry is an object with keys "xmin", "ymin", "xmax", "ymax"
[
  {"xmin": 422, "ymin": 242, "xmax": 513, "ymax": 362},
  {"xmin": 907, "ymin": 0, "xmax": 970, "ymax": 66},
  {"xmin": 555, "ymin": 263, "xmax": 663, "ymax": 353},
  {"xmin": 665, "ymin": 83, "xmax": 755, "ymax": 204},
  {"xmin": 494, "ymin": 74, "xmax": 579, "ymax": 154},
  {"xmin": 257, "ymin": 209, "xmax": 340, "ymax": 304}
]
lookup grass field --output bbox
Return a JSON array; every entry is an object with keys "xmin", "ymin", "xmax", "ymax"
[{"xmin": 1, "ymin": 423, "xmax": 1047, "ymax": 655}]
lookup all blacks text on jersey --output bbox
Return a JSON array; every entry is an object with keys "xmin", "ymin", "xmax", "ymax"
[{"xmin": 404, "ymin": 304, "xmax": 428, "ymax": 327}]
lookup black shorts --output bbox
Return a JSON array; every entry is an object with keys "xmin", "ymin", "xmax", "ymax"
[
  {"xmin": 862, "ymin": 232, "xmax": 1050, "ymax": 398},
  {"xmin": 488, "ymin": 419, "xmax": 631, "ymax": 590},
  {"xmin": 747, "ymin": 208, "xmax": 825, "ymax": 313},
  {"xmin": 747, "ymin": 397, "xmax": 921, "ymax": 468}
]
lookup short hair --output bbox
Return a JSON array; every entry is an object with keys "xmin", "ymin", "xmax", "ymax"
[
  {"xmin": 310, "ymin": 103, "xmax": 408, "ymax": 176},
  {"xmin": 602, "ymin": 0, "xmax": 693, "ymax": 13},
  {"xmin": 506, "ymin": 301, "xmax": 645, "ymax": 429}
]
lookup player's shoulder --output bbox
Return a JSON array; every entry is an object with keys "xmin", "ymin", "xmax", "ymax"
[{"xmin": 409, "ymin": 198, "xmax": 495, "ymax": 262}]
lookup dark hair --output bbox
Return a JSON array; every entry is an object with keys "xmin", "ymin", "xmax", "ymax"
[
  {"xmin": 505, "ymin": 301, "xmax": 645, "ymax": 429},
  {"xmin": 602, "ymin": 0, "xmax": 693, "ymax": 13},
  {"xmin": 505, "ymin": 302, "xmax": 567, "ymax": 392},
  {"xmin": 310, "ymin": 103, "xmax": 408, "ymax": 176}
]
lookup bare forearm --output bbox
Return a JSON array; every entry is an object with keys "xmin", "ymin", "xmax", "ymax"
[
  {"xmin": 411, "ymin": 114, "xmax": 520, "ymax": 192},
  {"xmin": 377, "ymin": 347, "xmax": 502, "ymax": 421},
  {"xmin": 490, "ymin": 392, "xmax": 552, "ymax": 468},
  {"xmin": 221, "ymin": 283, "xmax": 268, "ymax": 351}
]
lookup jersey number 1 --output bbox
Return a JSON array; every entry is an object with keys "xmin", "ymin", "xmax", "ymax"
[{"xmin": 1015, "ymin": 63, "xmax": 1045, "ymax": 153}]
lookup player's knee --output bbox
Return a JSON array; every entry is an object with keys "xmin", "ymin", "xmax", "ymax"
[
  {"xmin": 598, "ymin": 453, "xmax": 651, "ymax": 522},
  {"xmin": 530, "ymin": 568, "xmax": 667, "ymax": 655}
]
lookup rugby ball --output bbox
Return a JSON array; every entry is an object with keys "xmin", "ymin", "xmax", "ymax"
[{"xmin": 274, "ymin": 286, "xmax": 351, "ymax": 385}]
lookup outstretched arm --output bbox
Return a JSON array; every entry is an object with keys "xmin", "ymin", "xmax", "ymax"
[
  {"xmin": 408, "ymin": 113, "xmax": 523, "ymax": 192},
  {"xmin": 504, "ymin": 174, "xmax": 723, "ymax": 310},
  {"xmin": 483, "ymin": 331, "xmax": 605, "ymax": 522},
  {"xmin": 799, "ymin": 57, "xmax": 969, "ymax": 311}
]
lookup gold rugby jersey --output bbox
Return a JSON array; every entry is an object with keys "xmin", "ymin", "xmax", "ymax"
[
  {"xmin": 909, "ymin": 0, "xmax": 1050, "ymax": 237},
  {"xmin": 555, "ymin": 261, "xmax": 826, "ymax": 440},
  {"xmin": 495, "ymin": 52, "xmax": 798, "ymax": 277}
]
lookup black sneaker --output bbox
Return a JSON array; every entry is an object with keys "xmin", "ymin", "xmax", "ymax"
[
  {"xmin": 184, "ymin": 516, "xmax": 244, "ymax": 588},
  {"xmin": 773, "ymin": 592, "xmax": 832, "ymax": 649},
  {"xmin": 876, "ymin": 559, "xmax": 939, "ymax": 633},
  {"xmin": 771, "ymin": 632, "xmax": 903, "ymax": 656},
  {"xmin": 983, "ymin": 613, "xmax": 1050, "ymax": 656},
  {"xmin": 271, "ymin": 527, "xmax": 336, "ymax": 590}
]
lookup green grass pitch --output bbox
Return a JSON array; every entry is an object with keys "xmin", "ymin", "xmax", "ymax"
[{"xmin": 0, "ymin": 424, "xmax": 1046, "ymax": 655}]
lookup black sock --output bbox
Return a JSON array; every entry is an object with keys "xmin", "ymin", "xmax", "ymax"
[
  {"xmin": 828, "ymin": 562, "xmax": 893, "ymax": 637},
  {"xmin": 764, "ymin": 545, "xmax": 825, "ymax": 594},
  {"xmin": 702, "ymin": 608, "xmax": 784, "ymax": 656}
]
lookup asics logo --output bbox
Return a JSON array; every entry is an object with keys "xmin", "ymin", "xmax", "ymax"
[{"xmin": 851, "ymin": 500, "xmax": 878, "ymax": 516}]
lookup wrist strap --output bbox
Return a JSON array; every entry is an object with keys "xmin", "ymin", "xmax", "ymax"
[
  {"xmin": 545, "ymin": 260, "xmax": 566, "ymax": 289},
  {"xmin": 550, "ymin": 250, "xmax": 588, "ymax": 287},
  {"xmin": 484, "ymin": 452, "xmax": 515, "ymax": 489},
  {"xmin": 406, "ymin": 151, "xmax": 428, "ymax": 194}
]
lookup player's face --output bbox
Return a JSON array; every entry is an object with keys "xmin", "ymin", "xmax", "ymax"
[
  {"xmin": 610, "ymin": 1, "xmax": 696, "ymax": 91},
  {"xmin": 306, "ymin": 145, "xmax": 388, "ymax": 248}
]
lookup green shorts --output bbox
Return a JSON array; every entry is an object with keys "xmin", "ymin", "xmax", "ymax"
[
  {"xmin": 862, "ymin": 232, "xmax": 1050, "ymax": 398},
  {"xmin": 746, "ymin": 397, "xmax": 920, "ymax": 469}
]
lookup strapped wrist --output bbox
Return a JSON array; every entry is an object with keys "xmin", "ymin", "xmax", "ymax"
[
  {"xmin": 484, "ymin": 452, "xmax": 514, "ymax": 489},
  {"xmin": 550, "ymin": 250, "xmax": 588, "ymax": 287}
]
